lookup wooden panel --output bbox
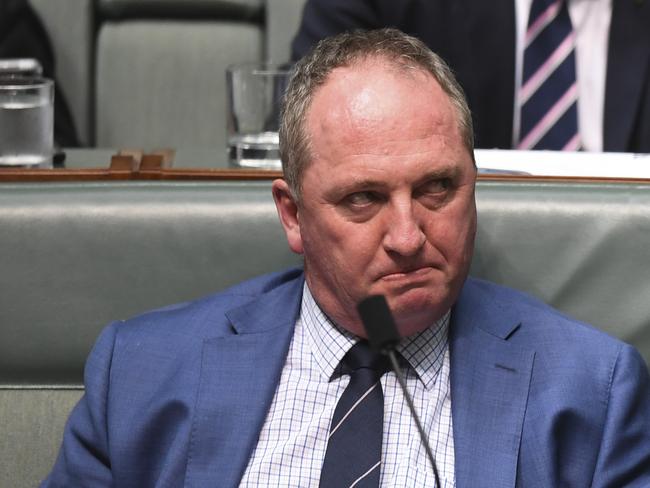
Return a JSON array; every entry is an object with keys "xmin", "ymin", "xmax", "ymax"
[{"xmin": 2, "ymin": 167, "xmax": 650, "ymax": 184}]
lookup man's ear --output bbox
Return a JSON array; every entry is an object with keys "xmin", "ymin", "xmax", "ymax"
[{"xmin": 272, "ymin": 179, "xmax": 304, "ymax": 254}]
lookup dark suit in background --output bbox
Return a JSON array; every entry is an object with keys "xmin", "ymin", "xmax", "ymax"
[
  {"xmin": 0, "ymin": 0, "xmax": 79, "ymax": 148},
  {"xmin": 292, "ymin": 0, "xmax": 650, "ymax": 153}
]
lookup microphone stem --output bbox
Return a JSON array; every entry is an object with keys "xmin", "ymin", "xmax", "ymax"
[{"xmin": 386, "ymin": 348, "xmax": 441, "ymax": 487}]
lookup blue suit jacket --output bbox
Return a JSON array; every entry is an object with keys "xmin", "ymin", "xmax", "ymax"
[{"xmin": 43, "ymin": 269, "xmax": 650, "ymax": 487}]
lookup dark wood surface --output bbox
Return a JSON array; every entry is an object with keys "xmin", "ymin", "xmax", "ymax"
[
  {"xmin": 2, "ymin": 148, "xmax": 650, "ymax": 183},
  {"xmin": 0, "ymin": 167, "xmax": 282, "ymax": 181},
  {"xmin": 3, "ymin": 166, "xmax": 650, "ymax": 184}
]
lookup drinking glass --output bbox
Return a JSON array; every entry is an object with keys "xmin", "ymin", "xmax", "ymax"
[
  {"xmin": 226, "ymin": 63, "xmax": 292, "ymax": 170},
  {"xmin": 0, "ymin": 76, "xmax": 54, "ymax": 167}
]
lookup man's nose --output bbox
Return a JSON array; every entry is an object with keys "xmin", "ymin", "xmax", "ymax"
[{"xmin": 382, "ymin": 201, "xmax": 426, "ymax": 256}]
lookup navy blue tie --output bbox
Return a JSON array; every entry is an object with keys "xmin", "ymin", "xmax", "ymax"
[
  {"xmin": 319, "ymin": 341, "xmax": 390, "ymax": 487},
  {"xmin": 518, "ymin": 0, "xmax": 580, "ymax": 150}
]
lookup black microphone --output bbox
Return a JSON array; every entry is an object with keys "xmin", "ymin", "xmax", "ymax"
[{"xmin": 357, "ymin": 295, "xmax": 442, "ymax": 487}]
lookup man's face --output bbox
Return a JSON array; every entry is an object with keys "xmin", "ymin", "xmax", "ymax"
[{"xmin": 273, "ymin": 59, "xmax": 477, "ymax": 338}]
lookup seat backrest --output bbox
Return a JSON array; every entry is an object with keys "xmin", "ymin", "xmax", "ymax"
[
  {"xmin": 471, "ymin": 180, "xmax": 650, "ymax": 356},
  {"xmin": 94, "ymin": 0, "xmax": 264, "ymax": 151},
  {"xmin": 0, "ymin": 180, "xmax": 298, "ymax": 386},
  {"xmin": 2, "ymin": 179, "xmax": 649, "ymax": 375}
]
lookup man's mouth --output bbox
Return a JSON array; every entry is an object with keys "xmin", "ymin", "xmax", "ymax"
[{"xmin": 380, "ymin": 266, "xmax": 435, "ymax": 282}]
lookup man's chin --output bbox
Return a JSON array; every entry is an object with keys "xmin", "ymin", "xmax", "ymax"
[{"xmin": 386, "ymin": 288, "xmax": 449, "ymax": 337}]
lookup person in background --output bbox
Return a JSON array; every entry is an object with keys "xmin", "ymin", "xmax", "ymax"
[
  {"xmin": 0, "ymin": 0, "xmax": 79, "ymax": 148},
  {"xmin": 43, "ymin": 29, "xmax": 650, "ymax": 487},
  {"xmin": 293, "ymin": 0, "xmax": 650, "ymax": 153}
]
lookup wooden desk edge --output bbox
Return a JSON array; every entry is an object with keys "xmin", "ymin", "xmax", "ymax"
[
  {"xmin": 0, "ymin": 168, "xmax": 284, "ymax": 181},
  {"xmin": 1, "ymin": 168, "xmax": 649, "ymax": 184}
]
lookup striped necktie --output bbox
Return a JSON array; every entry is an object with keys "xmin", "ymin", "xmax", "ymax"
[
  {"xmin": 319, "ymin": 341, "xmax": 390, "ymax": 488},
  {"xmin": 518, "ymin": 0, "xmax": 580, "ymax": 150}
]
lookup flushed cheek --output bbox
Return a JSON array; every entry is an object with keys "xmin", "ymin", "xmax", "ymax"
[
  {"xmin": 334, "ymin": 243, "xmax": 378, "ymax": 283},
  {"xmin": 330, "ymin": 219, "xmax": 383, "ymax": 258},
  {"xmin": 428, "ymin": 205, "xmax": 476, "ymax": 260},
  {"xmin": 422, "ymin": 223, "xmax": 460, "ymax": 263},
  {"xmin": 306, "ymin": 226, "xmax": 377, "ymax": 279},
  {"xmin": 436, "ymin": 236, "xmax": 473, "ymax": 277}
]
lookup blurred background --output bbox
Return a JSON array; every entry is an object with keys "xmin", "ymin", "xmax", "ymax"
[{"xmin": 7, "ymin": 0, "xmax": 306, "ymax": 166}]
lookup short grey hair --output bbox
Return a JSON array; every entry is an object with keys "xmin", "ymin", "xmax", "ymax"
[{"xmin": 279, "ymin": 27, "xmax": 474, "ymax": 201}]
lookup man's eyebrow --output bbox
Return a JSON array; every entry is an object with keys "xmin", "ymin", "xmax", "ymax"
[
  {"xmin": 355, "ymin": 178, "xmax": 391, "ymax": 188},
  {"xmin": 333, "ymin": 165, "xmax": 463, "ymax": 195},
  {"xmin": 414, "ymin": 166, "xmax": 462, "ymax": 185},
  {"xmin": 418, "ymin": 164, "xmax": 460, "ymax": 182},
  {"xmin": 337, "ymin": 178, "xmax": 390, "ymax": 193}
]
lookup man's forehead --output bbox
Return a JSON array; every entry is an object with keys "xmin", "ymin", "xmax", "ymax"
[
  {"xmin": 311, "ymin": 58, "xmax": 455, "ymax": 123},
  {"xmin": 306, "ymin": 60, "xmax": 459, "ymax": 147},
  {"xmin": 318, "ymin": 56, "xmax": 438, "ymax": 98}
]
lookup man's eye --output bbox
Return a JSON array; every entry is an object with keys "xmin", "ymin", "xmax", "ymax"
[
  {"xmin": 345, "ymin": 191, "xmax": 377, "ymax": 206},
  {"xmin": 419, "ymin": 178, "xmax": 450, "ymax": 195}
]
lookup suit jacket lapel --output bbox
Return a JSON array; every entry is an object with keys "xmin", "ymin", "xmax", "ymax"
[
  {"xmin": 184, "ymin": 277, "xmax": 303, "ymax": 488},
  {"xmin": 450, "ymin": 279, "xmax": 535, "ymax": 488},
  {"xmin": 182, "ymin": 274, "xmax": 535, "ymax": 487},
  {"xmin": 604, "ymin": 0, "xmax": 650, "ymax": 151}
]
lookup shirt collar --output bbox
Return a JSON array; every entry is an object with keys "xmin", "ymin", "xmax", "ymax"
[
  {"xmin": 302, "ymin": 283, "xmax": 356, "ymax": 381},
  {"xmin": 396, "ymin": 311, "xmax": 450, "ymax": 390},
  {"xmin": 301, "ymin": 283, "xmax": 450, "ymax": 390}
]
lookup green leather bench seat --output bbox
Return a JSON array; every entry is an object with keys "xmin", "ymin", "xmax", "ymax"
[{"xmin": 1, "ymin": 179, "xmax": 649, "ymax": 486}]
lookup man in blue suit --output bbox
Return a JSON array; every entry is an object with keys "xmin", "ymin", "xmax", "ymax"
[{"xmin": 43, "ymin": 29, "xmax": 650, "ymax": 487}]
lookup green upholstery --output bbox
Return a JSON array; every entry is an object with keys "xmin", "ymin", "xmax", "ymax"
[
  {"xmin": 1, "ymin": 178, "xmax": 649, "ymax": 486},
  {"xmin": 0, "ymin": 181, "xmax": 299, "ymax": 385},
  {"xmin": 472, "ymin": 180, "xmax": 650, "ymax": 355},
  {"xmin": 95, "ymin": 20, "xmax": 263, "ymax": 151},
  {"xmin": 0, "ymin": 388, "xmax": 83, "ymax": 487}
]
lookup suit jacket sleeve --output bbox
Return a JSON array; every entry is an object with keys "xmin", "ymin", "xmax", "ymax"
[
  {"xmin": 40, "ymin": 323, "xmax": 119, "ymax": 487},
  {"xmin": 592, "ymin": 343, "xmax": 650, "ymax": 486}
]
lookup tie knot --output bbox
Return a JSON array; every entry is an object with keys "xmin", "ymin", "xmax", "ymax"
[{"xmin": 343, "ymin": 341, "xmax": 390, "ymax": 375}]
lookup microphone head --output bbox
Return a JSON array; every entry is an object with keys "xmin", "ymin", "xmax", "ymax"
[{"xmin": 357, "ymin": 295, "xmax": 401, "ymax": 352}]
